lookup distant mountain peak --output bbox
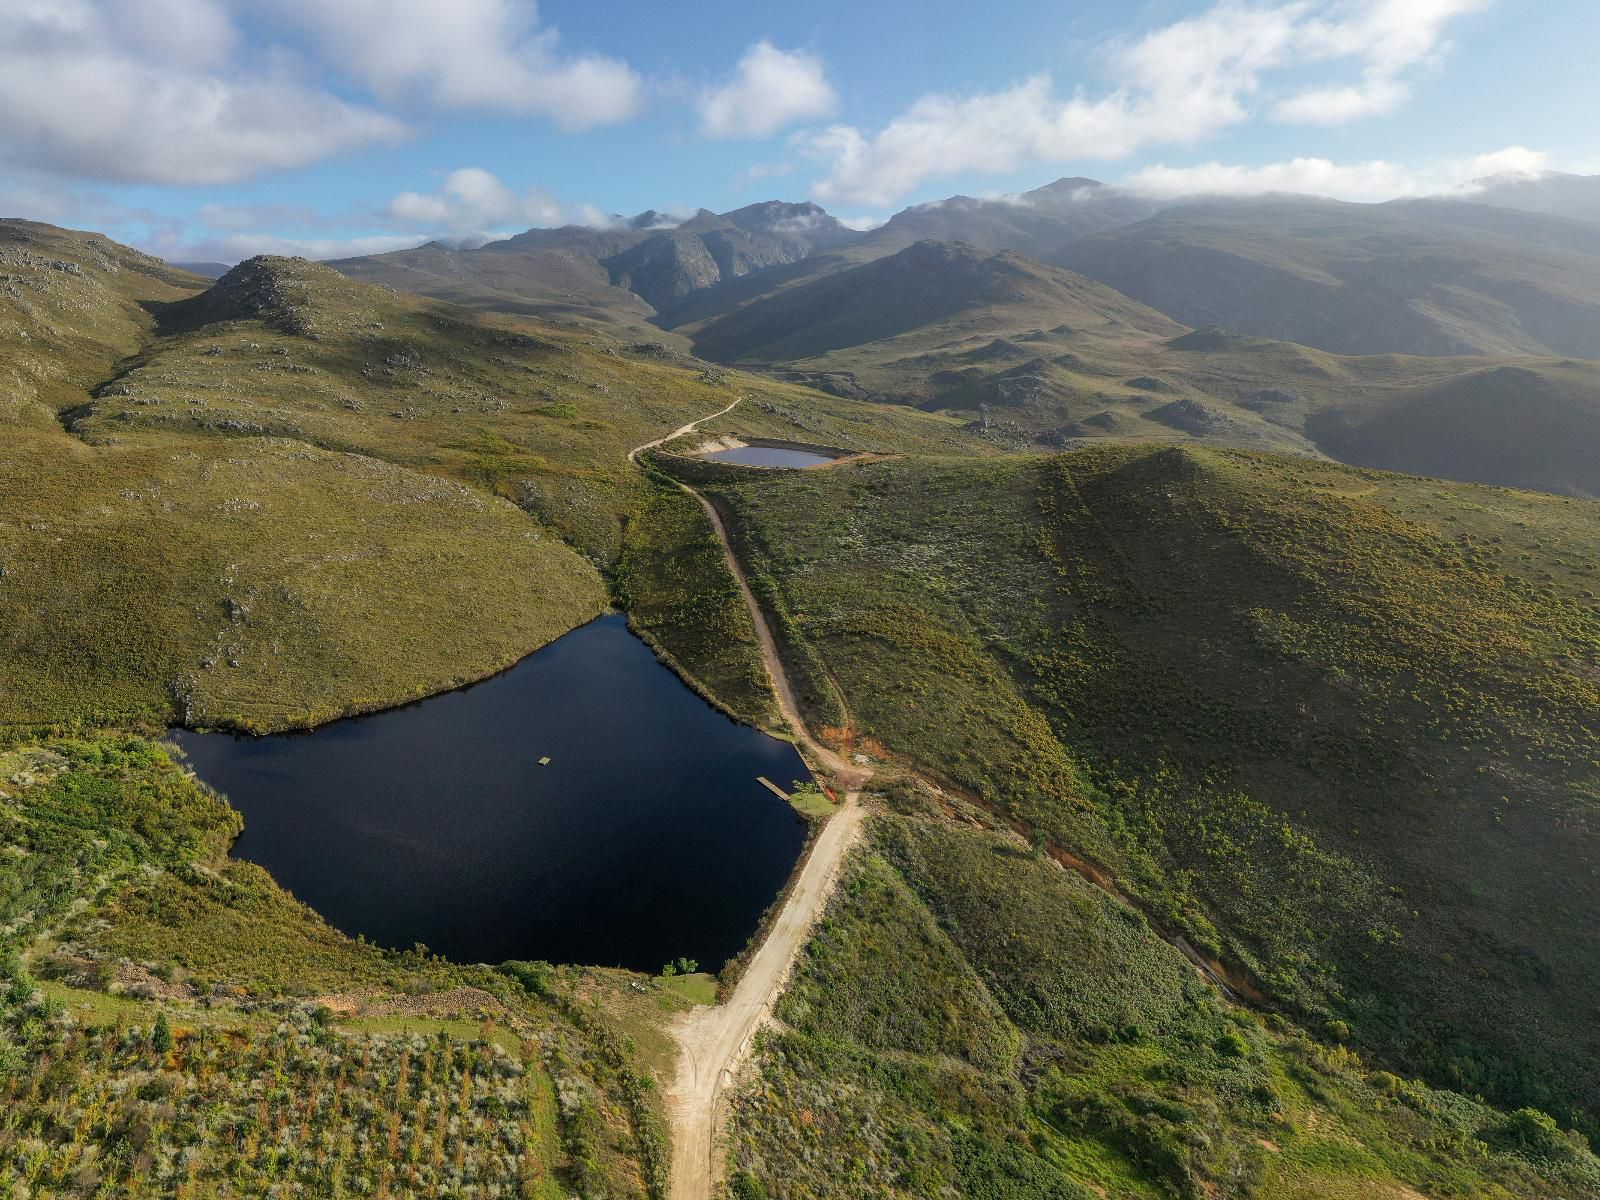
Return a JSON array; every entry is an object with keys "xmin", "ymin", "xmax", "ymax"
[
  {"xmin": 1027, "ymin": 176, "xmax": 1109, "ymax": 197},
  {"xmin": 722, "ymin": 199, "xmax": 856, "ymax": 244},
  {"xmin": 626, "ymin": 209, "xmax": 684, "ymax": 230}
]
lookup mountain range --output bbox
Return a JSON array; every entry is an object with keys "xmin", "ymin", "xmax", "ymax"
[
  {"xmin": 326, "ymin": 171, "xmax": 1598, "ymax": 351},
  {"xmin": 314, "ymin": 173, "xmax": 1600, "ymax": 499}
]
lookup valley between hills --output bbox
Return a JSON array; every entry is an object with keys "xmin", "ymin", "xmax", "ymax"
[{"xmin": 3, "ymin": 171, "xmax": 1600, "ymax": 1200}]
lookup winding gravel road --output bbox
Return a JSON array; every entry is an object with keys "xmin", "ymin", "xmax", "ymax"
[{"xmin": 626, "ymin": 404, "xmax": 871, "ymax": 1200}]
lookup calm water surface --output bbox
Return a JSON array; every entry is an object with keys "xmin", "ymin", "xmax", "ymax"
[
  {"xmin": 171, "ymin": 615, "xmax": 809, "ymax": 972},
  {"xmin": 702, "ymin": 445, "xmax": 836, "ymax": 468}
]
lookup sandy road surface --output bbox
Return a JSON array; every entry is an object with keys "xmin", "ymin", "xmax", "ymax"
[
  {"xmin": 626, "ymin": 397, "xmax": 743, "ymax": 465},
  {"xmin": 666, "ymin": 792, "xmax": 865, "ymax": 1199},
  {"xmin": 627, "ymin": 404, "xmax": 870, "ymax": 1199}
]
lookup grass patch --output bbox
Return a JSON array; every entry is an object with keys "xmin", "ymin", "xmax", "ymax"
[
  {"xmin": 659, "ymin": 973, "xmax": 718, "ymax": 1007},
  {"xmin": 785, "ymin": 782, "xmax": 838, "ymax": 819}
]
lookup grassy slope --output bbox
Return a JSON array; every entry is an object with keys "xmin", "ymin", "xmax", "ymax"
[
  {"xmin": 0, "ymin": 231, "xmax": 997, "ymax": 1195},
  {"xmin": 613, "ymin": 471, "xmax": 781, "ymax": 729},
  {"xmin": 730, "ymin": 802, "xmax": 1600, "ymax": 1200},
  {"xmin": 0, "ymin": 242, "xmax": 612, "ymax": 734},
  {"xmin": 669, "ymin": 446, "xmax": 1600, "ymax": 1139},
  {"xmin": 0, "ymin": 434, "xmax": 602, "ymax": 733},
  {"xmin": 0, "ymin": 737, "xmax": 667, "ymax": 1198}
]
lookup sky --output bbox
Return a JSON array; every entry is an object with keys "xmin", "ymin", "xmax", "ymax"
[{"xmin": 3, "ymin": 0, "xmax": 1596, "ymax": 263}]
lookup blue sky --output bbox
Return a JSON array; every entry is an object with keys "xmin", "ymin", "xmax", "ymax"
[{"xmin": 2, "ymin": 0, "xmax": 1595, "ymax": 262}]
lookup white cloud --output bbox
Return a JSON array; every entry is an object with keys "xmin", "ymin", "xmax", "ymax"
[
  {"xmin": 271, "ymin": 0, "xmax": 643, "ymax": 130},
  {"xmin": 835, "ymin": 213, "xmax": 888, "ymax": 231},
  {"xmin": 0, "ymin": 169, "xmax": 167, "ymax": 233},
  {"xmin": 0, "ymin": 0, "xmax": 404, "ymax": 185},
  {"xmin": 109, "ymin": 0, "xmax": 237, "ymax": 69},
  {"xmin": 700, "ymin": 42, "xmax": 838, "ymax": 139},
  {"xmin": 0, "ymin": 0, "xmax": 649, "ymax": 190},
  {"xmin": 802, "ymin": 0, "xmax": 1487, "ymax": 206},
  {"xmin": 384, "ymin": 167, "xmax": 575, "ymax": 237},
  {"xmin": 1124, "ymin": 157, "xmax": 1428, "ymax": 201},
  {"xmin": 1121, "ymin": 145, "xmax": 1554, "ymax": 203},
  {"xmin": 1271, "ymin": 79, "xmax": 1405, "ymax": 124},
  {"xmin": 1272, "ymin": 0, "xmax": 1488, "ymax": 124},
  {"xmin": 1455, "ymin": 145, "xmax": 1551, "ymax": 183}
]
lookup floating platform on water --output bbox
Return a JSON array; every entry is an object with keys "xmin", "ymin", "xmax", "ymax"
[{"xmin": 756, "ymin": 776, "xmax": 789, "ymax": 800}]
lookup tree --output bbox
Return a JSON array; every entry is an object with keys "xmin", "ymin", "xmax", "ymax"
[{"xmin": 152, "ymin": 1012, "xmax": 173, "ymax": 1056}]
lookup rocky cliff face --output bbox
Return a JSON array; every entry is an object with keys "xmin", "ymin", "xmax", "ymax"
[{"xmin": 600, "ymin": 205, "xmax": 861, "ymax": 313}]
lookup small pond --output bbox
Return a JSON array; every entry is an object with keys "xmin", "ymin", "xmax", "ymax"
[
  {"xmin": 171, "ymin": 614, "xmax": 810, "ymax": 972},
  {"xmin": 701, "ymin": 445, "xmax": 837, "ymax": 468}
]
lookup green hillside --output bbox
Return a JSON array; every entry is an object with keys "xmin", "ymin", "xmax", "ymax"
[
  {"xmin": 1, "ymin": 226, "xmax": 973, "ymax": 734},
  {"xmin": 662, "ymin": 446, "xmax": 1600, "ymax": 1141},
  {"xmin": 0, "ymin": 233, "xmax": 610, "ymax": 734},
  {"xmin": 8, "ymin": 214, "xmax": 1600, "ymax": 1200},
  {"xmin": 848, "ymin": 177, "xmax": 1160, "ymax": 260},
  {"xmin": 1308, "ymin": 362, "xmax": 1600, "ymax": 497},
  {"xmin": 326, "ymin": 236, "xmax": 672, "ymax": 344},
  {"xmin": 730, "ymin": 805, "xmax": 1600, "ymax": 1199},
  {"xmin": 328, "ymin": 201, "xmax": 862, "ymax": 337}
]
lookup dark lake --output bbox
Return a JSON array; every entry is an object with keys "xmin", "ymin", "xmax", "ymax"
[
  {"xmin": 702, "ymin": 445, "xmax": 836, "ymax": 468},
  {"xmin": 171, "ymin": 614, "xmax": 810, "ymax": 973}
]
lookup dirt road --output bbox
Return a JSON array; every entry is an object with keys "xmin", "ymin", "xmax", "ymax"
[
  {"xmin": 666, "ymin": 790, "xmax": 864, "ymax": 1199},
  {"xmin": 626, "ymin": 397, "xmax": 743, "ymax": 465},
  {"xmin": 628, "ymin": 404, "xmax": 869, "ymax": 1199}
]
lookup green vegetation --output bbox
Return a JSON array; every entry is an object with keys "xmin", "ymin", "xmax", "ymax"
[
  {"xmin": 687, "ymin": 240, "xmax": 1181, "ymax": 365},
  {"xmin": 729, "ymin": 804, "xmax": 1600, "ymax": 1198},
  {"xmin": 0, "ymin": 432, "xmax": 605, "ymax": 734},
  {"xmin": 8, "ymin": 214, "xmax": 1600, "ymax": 1200},
  {"xmin": 0, "ymin": 735, "xmax": 666, "ymax": 1198},
  {"xmin": 671, "ymin": 445, "xmax": 1600, "ymax": 1141},
  {"xmin": 658, "ymin": 973, "xmax": 718, "ymax": 1007},
  {"xmin": 614, "ymin": 473, "xmax": 779, "ymax": 727},
  {"xmin": 329, "ymin": 200, "xmax": 862, "ymax": 338}
]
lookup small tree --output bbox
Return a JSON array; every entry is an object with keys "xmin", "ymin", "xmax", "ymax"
[
  {"xmin": 1499, "ymin": 1107, "xmax": 1564, "ymax": 1155},
  {"xmin": 152, "ymin": 1011, "xmax": 173, "ymax": 1056},
  {"xmin": 499, "ymin": 960, "xmax": 554, "ymax": 997}
]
